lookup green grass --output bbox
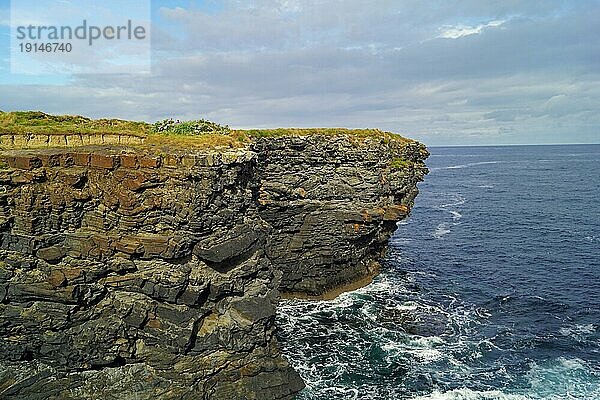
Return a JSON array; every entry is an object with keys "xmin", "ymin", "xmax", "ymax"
[
  {"xmin": 239, "ymin": 127, "xmax": 409, "ymax": 141},
  {"xmin": 389, "ymin": 157, "xmax": 413, "ymax": 169},
  {"xmin": 0, "ymin": 111, "xmax": 150, "ymax": 136},
  {"xmin": 0, "ymin": 111, "xmax": 413, "ymax": 149}
]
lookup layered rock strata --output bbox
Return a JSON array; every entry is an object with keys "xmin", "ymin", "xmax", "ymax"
[
  {"xmin": 0, "ymin": 135, "xmax": 427, "ymax": 399},
  {"xmin": 253, "ymin": 136, "xmax": 428, "ymax": 297},
  {"xmin": 0, "ymin": 133, "xmax": 145, "ymax": 148}
]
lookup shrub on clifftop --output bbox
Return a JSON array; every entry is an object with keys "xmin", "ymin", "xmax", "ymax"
[{"xmin": 152, "ymin": 118, "xmax": 231, "ymax": 136}]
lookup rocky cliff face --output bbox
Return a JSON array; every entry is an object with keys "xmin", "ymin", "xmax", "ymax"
[
  {"xmin": 253, "ymin": 136, "xmax": 428, "ymax": 297},
  {"xmin": 0, "ymin": 135, "xmax": 427, "ymax": 399}
]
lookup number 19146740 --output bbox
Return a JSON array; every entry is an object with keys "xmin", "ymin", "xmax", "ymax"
[{"xmin": 19, "ymin": 42, "xmax": 73, "ymax": 52}]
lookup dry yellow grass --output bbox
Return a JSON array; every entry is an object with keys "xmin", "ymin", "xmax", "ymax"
[
  {"xmin": 0, "ymin": 111, "xmax": 412, "ymax": 150},
  {"xmin": 238, "ymin": 127, "xmax": 409, "ymax": 142},
  {"xmin": 144, "ymin": 133, "xmax": 248, "ymax": 149},
  {"xmin": 0, "ymin": 111, "xmax": 149, "ymax": 136}
]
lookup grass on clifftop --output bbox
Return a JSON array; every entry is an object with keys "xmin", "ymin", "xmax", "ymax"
[
  {"xmin": 240, "ymin": 127, "xmax": 408, "ymax": 141},
  {"xmin": 152, "ymin": 119, "xmax": 408, "ymax": 142},
  {"xmin": 0, "ymin": 111, "xmax": 411, "ymax": 149},
  {"xmin": 0, "ymin": 111, "xmax": 150, "ymax": 136}
]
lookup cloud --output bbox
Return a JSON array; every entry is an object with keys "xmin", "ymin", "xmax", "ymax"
[
  {"xmin": 438, "ymin": 20, "xmax": 505, "ymax": 39},
  {"xmin": 1, "ymin": 0, "xmax": 600, "ymax": 145}
]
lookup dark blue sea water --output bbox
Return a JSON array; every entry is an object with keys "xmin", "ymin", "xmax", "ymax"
[{"xmin": 277, "ymin": 144, "xmax": 600, "ymax": 399}]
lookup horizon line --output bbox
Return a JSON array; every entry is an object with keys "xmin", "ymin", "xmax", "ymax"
[{"xmin": 427, "ymin": 142, "xmax": 600, "ymax": 148}]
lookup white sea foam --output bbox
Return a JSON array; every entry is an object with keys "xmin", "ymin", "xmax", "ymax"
[
  {"xmin": 395, "ymin": 303, "xmax": 419, "ymax": 311},
  {"xmin": 377, "ymin": 333, "xmax": 446, "ymax": 362},
  {"xmin": 449, "ymin": 210, "xmax": 462, "ymax": 221},
  {"xmin": 432, "ymin": 193, "xmax": 466, "ymax": 230},
  {"xmin": 526, "ymin": 357, "xmax": 600, "ymax": 399},
  {"xmin": 409, "ymin": 335, "xmax": 446, "ymax": 348},
  {"xmin": 320, "ymin": 387, "xmax": 359, "ymax": 399},
  {"xmin": 440, "ymin": 194, "xmax": 467, "ymax": 208},
  {"xmin": 475, "ymin": 307, "xmax": 492, "ymax": 318},
  {"xmin": 429, "ymin": 161, "xmax": 502, "ymax": 172},
  {"xmin": 410, "ymin": 388, "xmax": 527, "ymax": 400},
  {"xmin": 559, "ymin": 323, "xmax": 596, "ymax": 339},
  {"xmin": 434, "ymin": 223, "xmax": 451, "ymax": 238},
  {"xmin": 354, "ymin": 276, "xmax": 394, "ymax": 295},
  {"xmin": 401, "ymin": 346, "xmax": 445, "ymax": 362},
  {"xmin": 281, "ymin": 280, "xmax": 599, "ymax": 400},
  {"xmin": 446, "ymin": 161, "xmax": 501, "ymax": 170}
]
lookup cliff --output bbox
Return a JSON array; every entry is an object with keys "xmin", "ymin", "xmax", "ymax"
[
  {"xmin": 254, "ymin": 136, "xmax": 427, "ymax": 297},
  {"xmin": 0, "ymin": 130, "xmax": 428, "ymax": 399}
]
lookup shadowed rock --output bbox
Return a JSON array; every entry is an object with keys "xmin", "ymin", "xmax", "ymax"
[{"xmin": 0, "ymin": 135, "xmax": 427, "ymax": 399}]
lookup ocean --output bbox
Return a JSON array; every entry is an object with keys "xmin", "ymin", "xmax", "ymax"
[{"xmin": 277, "ymin": 144, "xmax": 600, "ymax": 400}]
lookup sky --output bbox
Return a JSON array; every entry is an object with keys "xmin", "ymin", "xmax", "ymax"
[{"xmin": 1, "ymin": 0, "xmax": 599, "ymax": 146}]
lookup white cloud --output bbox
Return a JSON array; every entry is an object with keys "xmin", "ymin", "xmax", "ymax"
[
  {"xmin": 2, "ymin": 0, "xmax": 600, "ymax": 145},
  {"xmin": 438, "ymin": 20, "xmax": 505, "ymax": 39}
]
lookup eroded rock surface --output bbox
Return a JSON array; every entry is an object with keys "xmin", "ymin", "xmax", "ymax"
[
  {"xmin": 0, "ymin": 135, "xmax": 427, "ymax": 399},
  {"xmin": 254, "ymin": 136, "xmax": 428, "ymax": 296}
]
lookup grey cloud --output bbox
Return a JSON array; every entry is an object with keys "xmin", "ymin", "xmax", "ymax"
[
  {"xmin": 157, "ymin": 0, "xmax": 583, "ymax": 52},
  {"xmin": 484, "ymin": 110, "xmax": 520, "ymax": 122},
  {"xmin": 2, "ymin": 0, "xmax": 600, "ymax": 145}
]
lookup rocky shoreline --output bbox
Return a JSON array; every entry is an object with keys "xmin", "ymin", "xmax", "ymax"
[{"xmin": 0, "ymin": 134, "xmax": 427, "ymax": 399}]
